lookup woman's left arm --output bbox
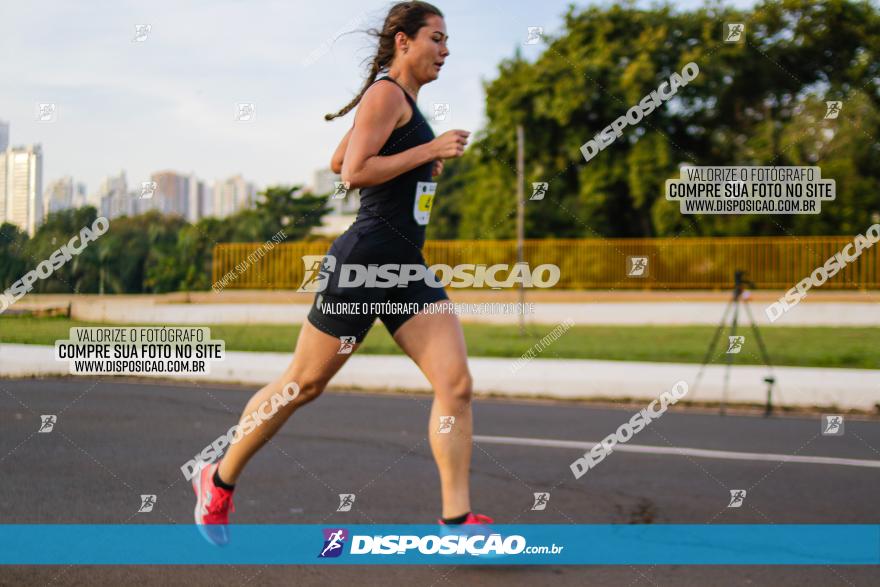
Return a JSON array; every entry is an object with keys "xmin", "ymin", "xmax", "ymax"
[{"xmin": 330, "ymin": 125, "xmax": 353, "ymax": 174}]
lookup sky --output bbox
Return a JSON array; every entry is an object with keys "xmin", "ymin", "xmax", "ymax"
[{"xmin": 0, "ymin": 0, "xmax": 756, "ymax": 194}]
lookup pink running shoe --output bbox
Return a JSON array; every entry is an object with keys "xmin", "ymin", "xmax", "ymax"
[
  {"xmin": 438, "ymin": 513, "xmax": 494, "ymax": 526},
  {"xmin": 438, "ymin": 512, "xmax": 496, "ymax": 538},
  {"xmin": 192, "ymin": 461, "xmax": 235, "ymax": 546},
  {"xmin": 438, "ymin": 513, "xmax": 505, "ymax": 558}
]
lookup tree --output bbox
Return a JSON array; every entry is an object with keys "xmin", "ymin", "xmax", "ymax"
[
  {"xmin": 0, "ymin": 223, "xmax": 28, "ymax": 291},
  {"xmin": 437, "ymin": 0, "xmax": 880, "ymax": 238},
  {"xmin": 256, "ymin": 186, "xmax": 328, "ymax": 240}
]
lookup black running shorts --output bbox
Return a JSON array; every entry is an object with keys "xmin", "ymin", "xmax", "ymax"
[{"xmin": 306, "ymin": 225, "xmax": 449, "ymax": 343}]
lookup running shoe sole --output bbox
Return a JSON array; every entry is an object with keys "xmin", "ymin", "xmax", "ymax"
[{"xmin": 191, "ymin": 461, "xmax": 229, "ymax": 546}]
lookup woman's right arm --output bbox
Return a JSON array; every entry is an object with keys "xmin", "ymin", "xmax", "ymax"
[{"xmin": 341, "ymin": 82, "xmax": 469, "ymax": 189}]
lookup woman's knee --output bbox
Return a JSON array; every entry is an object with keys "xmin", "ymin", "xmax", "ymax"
[
  {"xmin": 436, "ymin": 370, "xmax": 473, "ymax": 405},
  {"xmin": 279, "ymin": 375, "xmax": 327, "ymax": 407}
]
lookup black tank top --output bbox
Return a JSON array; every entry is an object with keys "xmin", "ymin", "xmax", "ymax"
[{"xmin": 352, "ymin": 76, "xmax": 437, "ymax": 250}]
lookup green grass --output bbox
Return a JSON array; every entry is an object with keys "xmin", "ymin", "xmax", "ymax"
[{"xmin": 2, "ymin": 315, "xmax": 877, "ymax": 369}]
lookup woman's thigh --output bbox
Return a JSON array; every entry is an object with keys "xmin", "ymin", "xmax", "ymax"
[
  {"xmin": 281, "ymin": 319, "xmax": 363, "ymax": 394},
  {"xmin": 390, "ymin": 301, "xmax": 470, "ymax": 390}
]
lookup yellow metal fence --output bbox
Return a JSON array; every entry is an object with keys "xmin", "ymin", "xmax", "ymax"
[{"xmin": 212, "ymin": 237, "xmax": 880, "ymax": 290}]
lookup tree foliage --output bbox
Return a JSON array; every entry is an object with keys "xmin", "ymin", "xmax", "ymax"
[{"xmin": 430, "ymin": 0, "xmax": 880, "ymax": 239}]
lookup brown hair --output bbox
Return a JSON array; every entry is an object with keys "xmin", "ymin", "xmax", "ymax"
[{"xmin": 324, "ymin": 1, "xmax": 443, "ymax": 121}]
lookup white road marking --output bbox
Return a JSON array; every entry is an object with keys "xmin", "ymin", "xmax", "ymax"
[{"xmin": 473, "ymin": 435, "xmax": 880, "ymax": 469}]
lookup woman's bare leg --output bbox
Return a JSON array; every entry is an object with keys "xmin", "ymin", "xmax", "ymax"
[
  {"xmin": 392, "ymin": 301, "xmax": 473, "ymax": 518},
  {"xmin": 217, "ymin": 320, "xmax": 360, "ymax": 484}
]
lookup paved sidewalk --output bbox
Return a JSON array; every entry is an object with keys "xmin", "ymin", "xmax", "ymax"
[
  {"xmin": 10, "ymin": 290, "xmax": 879, "ymax": 326},
  {"xmin": 14, "ymin": 299, "xmax": 879, "ymax": 326},
  {"xmin": 2, "ymin": 344, "xmax": 876, "ymax": 411}
]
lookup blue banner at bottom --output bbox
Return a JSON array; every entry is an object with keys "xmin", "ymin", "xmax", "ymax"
[{"xmin": 0, "ymin": 525, "xmax": 878, "ymax": 565}]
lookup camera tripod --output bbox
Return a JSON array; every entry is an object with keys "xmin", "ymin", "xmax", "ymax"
[{"xmin": 691, "ymin": 271, "xmax": 777, "ymax": 416}]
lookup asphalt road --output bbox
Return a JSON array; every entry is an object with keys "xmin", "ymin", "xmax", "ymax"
[{"xmin": 1, "ymin": 376, "xmax": 878, "ymax": 586}]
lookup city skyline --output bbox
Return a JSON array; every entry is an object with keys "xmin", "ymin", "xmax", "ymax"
[{"xmin": 2, "ymin": 115, "xmax": 346, "ymax": 229}]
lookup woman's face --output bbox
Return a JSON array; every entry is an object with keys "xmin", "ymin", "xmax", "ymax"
[{"xmin": 402, "ymin": 14, "xmax": 449, "ymax": 83}]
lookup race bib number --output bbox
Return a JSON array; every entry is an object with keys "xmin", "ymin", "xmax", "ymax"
[{"xmin": 413, "ymin": 181, "xmax": 436, "ymax": 226}]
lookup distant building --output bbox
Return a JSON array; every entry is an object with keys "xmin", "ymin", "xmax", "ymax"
[
  {"xmin": 313, "ymin": 167, "xmax": 339, "ymax": 196},
  {"xmin": 72, "ymin": 180, "xmax": 88, "ymax": 208},
  {"xmin": 186, "ymin": 173, "xmax": 208, "ymax": 223},
  {"xmin": 212, "ymin": 174, "xmax": 257, "ymax": 219},
  {"xmin": 96, "ymin": 171, "xmax": 133, "ymax": 219},
  {"xmin": 313, "ymin": 167, "xmax": 360, "ymax": 214},
  {"xmin": 311, "ymin": 167, "xmax": 359, "ymax": 236},
  {"xmin": 86, "ymin": 170, "xmax": 212, "ymax": 222},
  {"xmin": 0, "ymin": 120, "xmax": 9, "ymax": 151},
  {"xmin": 149, "ymin": 170, "xmax": 190, "ymax": 218},
  {"xmin": 44, "ymin": 176, "xmax": 87, "ymax": 216},
  {"xmin": 0, "ymin": 144, "xmax": 43, "ymax": 236}
]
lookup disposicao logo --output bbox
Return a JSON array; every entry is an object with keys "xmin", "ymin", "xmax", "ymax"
[{"xmin": 318, "ymin": 528, "xmax": 348, "ymax": 558}]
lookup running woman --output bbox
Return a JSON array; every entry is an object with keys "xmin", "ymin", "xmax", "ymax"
[{"xmin": 192, "ymin": 1, "xmax": 492, "ymax": 545}]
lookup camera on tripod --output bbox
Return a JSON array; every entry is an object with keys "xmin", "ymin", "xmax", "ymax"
[{"xmin": 692, "ymin": 270, "xmax": 777, "ymax": 416}]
